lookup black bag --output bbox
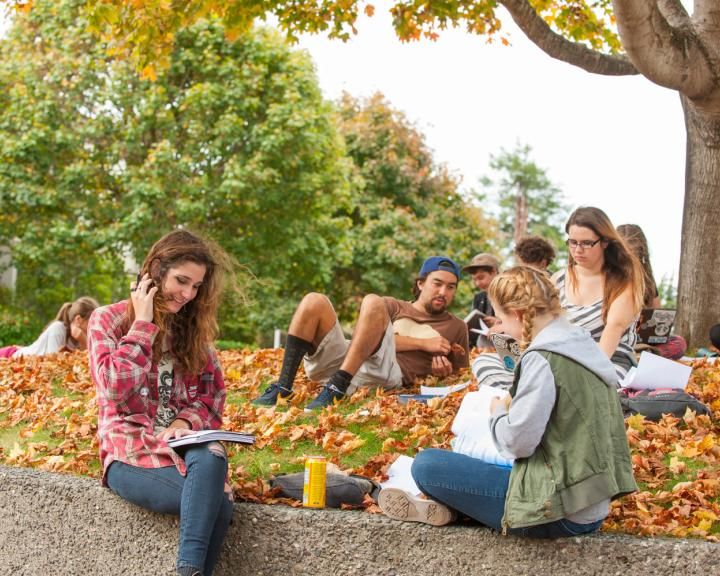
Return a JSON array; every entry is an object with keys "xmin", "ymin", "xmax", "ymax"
[
  {"xmin": 619, "ymin": 388, "xmax": 711, "ymax": 421},
  {"xmin": 270, "ymin": 473, "xmax": 380, "ymax": 508}
]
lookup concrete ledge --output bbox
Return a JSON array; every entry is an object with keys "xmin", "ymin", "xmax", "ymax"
[{"xmin": 1, "ymin": 464, "xmax": 717, "ymax": 576}]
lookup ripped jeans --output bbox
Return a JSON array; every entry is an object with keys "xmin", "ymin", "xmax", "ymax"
[{"xmin": 107, "ymin": 443, "xmax": 234, "ymax": 575}]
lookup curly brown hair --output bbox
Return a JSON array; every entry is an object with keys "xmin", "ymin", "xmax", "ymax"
[
  {"xmin": 514, "ymin": 236, "xmax": 556, "ymax": 269},
  {"xmin": 125, "ymin": 230, "xmax": 235, "ymax": 375}
]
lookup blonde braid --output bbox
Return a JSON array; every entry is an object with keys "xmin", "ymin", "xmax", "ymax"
[
  {"xmin": 488, "ymin": 265, "xmax": 562, "ymax": 347},
  {"xmin": 520, "ymin": 303, "xmax": 535, "ymax": 351}
]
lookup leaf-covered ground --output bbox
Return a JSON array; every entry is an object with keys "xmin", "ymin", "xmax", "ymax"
[{"xmin": 1, "ymin": 350, "xmax": 720, "ymax": 540}]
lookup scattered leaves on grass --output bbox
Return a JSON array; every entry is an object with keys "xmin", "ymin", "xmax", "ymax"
[{"xmin": 2, "ymin": 351, "xmax": 720, "ymax": 539}]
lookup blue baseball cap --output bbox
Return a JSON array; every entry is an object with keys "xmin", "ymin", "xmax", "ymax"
[{"xmin": 418, "ymin": 256, "xmax": 462, "ymax": 281}]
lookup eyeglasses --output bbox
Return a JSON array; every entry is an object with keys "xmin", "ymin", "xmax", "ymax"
[{"xmin": 566, "ymin": 238, "xmax": 602, "ymax": 250}]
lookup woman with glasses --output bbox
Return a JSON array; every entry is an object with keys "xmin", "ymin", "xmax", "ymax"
[
  {"xmin": 554, "ymin": 207, "xmax": 644, "ymax": 381},
  {"xmin": 472, "ymin": 206, "xmax": 643, "ymax": 389}
]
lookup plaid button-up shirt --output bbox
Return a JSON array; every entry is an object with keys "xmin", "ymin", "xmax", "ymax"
[{"xmin": 88, "ymin": 301, "xmax": 225, "ymax": 484}]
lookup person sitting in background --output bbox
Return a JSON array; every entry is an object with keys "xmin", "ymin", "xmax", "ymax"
[
  {"xmin": 462, "ymin": 252, "xmax": 501, "ymax": 348},
  {"xmin": 514, "ymin": 235, "xmax": 556, "ymax": 274},
  {"xmin": 252, "ymin": 256, "xmax": 469, "ymax": 411},
  {"xmin": 617, "ymin": 223, "xmax": 686, "ymax": 360},
  {"xmin": 0, "ymin": 296, "xmax": 99, "ymax": 359}
]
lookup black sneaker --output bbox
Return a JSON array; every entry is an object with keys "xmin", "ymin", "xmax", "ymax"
[
  {"xmin": 252, "ymin": 382, "xmax": 292, "ymax": 406},
  {"xmin": 305, "ymin": 383, "xmax": 346, "ymax": 411}
]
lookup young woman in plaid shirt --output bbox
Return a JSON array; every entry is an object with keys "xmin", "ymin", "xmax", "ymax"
[{"xmin": 88, "ymin": 230, "xmax": 235, "ymax": 576}]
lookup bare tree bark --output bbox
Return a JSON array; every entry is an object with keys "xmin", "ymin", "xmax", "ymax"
[
  {"xmin": 612, "ymin": 0, "xmax": 716, "ymax": 98},
  {"xmin": 499, "ymin": 0, "xmax": 638, "ymax": 76},
  {"xmin": 657, "ymin": 0, "xmax": 693, "ymax": 32},
  {"xmin": 609, "ymin": 0, "xmax": 720, "ymax": 347},
  {"xmin": 675, "ymin": 95, "xmax": 720, "ymax": 348},
  {"xmin": 514, "ymin": 192, "xmax": 528, "ymax": 245}
]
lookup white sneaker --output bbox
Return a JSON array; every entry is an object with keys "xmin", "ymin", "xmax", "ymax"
[{"xmin": 378, "ymin": 488, "xmax": 455, "ymax": 526}]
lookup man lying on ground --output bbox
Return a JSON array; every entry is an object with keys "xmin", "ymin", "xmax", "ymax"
[{"xmin": 252, "ymin": 256, "xmax": 470, "ymax": 411}]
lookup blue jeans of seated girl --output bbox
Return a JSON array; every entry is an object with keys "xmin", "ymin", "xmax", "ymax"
[
  {"xmin": 107, "ymin": 444, "xmax": 233, "ymax": 575},
  {"xmin": 411, "ymin": 448, "xmax": 604, "ymax": 538}
]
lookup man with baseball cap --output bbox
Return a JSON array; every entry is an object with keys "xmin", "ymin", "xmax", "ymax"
[
  {"xmin": 253, "ymin": 256, "xmax": 469, "ymax": 410},
  {"xmin": 462, "ymin": 252, "xmax": 501, "ymax": 347}
]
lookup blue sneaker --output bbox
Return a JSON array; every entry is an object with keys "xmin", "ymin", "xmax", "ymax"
[
  {"xmin": 252, "ymin": 382, "xmax": 292, "ymax": 406},
  {"xmin": 305, "ymin": 383, "xmax": 346, "ymax": 411}
]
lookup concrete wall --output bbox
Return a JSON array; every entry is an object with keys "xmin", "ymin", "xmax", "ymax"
[{"xmin": 1, "ymin": 464, "xmax": 717, "ymax": 576}]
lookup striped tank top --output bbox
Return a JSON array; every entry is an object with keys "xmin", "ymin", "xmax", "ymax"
[{"xmin": 555, "ymin": 270, "xmax": 637, "ymax": 381}]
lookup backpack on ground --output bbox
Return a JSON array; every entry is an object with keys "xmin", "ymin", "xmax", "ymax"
[{"xmin": 619, "ymin": 388, "xmax": 711, "ymax": 421}]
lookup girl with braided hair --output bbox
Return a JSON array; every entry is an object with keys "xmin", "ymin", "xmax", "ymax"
[{"xmin": 379, "ymin": 266, "xmax": 636, "ymax": 537}]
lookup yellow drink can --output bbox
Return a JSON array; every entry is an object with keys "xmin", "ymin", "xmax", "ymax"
[{"xmin": 302, "ymin": 456, "xmax": 327, "ymax": 508}]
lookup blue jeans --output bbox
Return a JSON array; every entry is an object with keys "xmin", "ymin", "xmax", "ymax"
[
  {"xmin": 107, "ymin": 444, "xmax": 234, "ymax": 575},
  {"xmin": 411, "ymin": 449, "xmax": 604, "ymax": 538}
]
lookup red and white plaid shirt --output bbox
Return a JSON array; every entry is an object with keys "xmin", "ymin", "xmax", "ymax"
[{"xmin": 88, "ymin": 301, "xmax": 225, "ymax": 484}]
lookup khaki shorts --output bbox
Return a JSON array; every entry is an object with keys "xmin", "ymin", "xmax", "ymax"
[{"xmin": 303, "ymin": 321, "xmax": 403, "ymax": 394}]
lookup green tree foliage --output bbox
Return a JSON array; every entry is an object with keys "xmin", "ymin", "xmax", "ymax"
[
  {"xmin": 0, "ymin": 0, "xmax": 352, "ymax": 339},
  {"xmin": 0, "ymin": 1, "xmax": 495, "ymax": 342},
  {"xmin": 4, "ymin": 2, "xmax": 712, "ymax": 346},
  {"xmin": 333, "ymin": 93, "xmax": 496, "ymax": 317},
  {"xmin": 481, "ymin": 143, "xmax": 567, "ymax": 261}
]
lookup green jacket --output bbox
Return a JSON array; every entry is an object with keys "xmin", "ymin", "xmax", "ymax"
[{"xmin": 502, "ymin": 350, "xmax": 637, "ymax": 530}]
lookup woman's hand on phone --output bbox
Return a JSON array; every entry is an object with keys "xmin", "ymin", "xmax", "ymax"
[{"xmin": 131, "ymin": 273, "xmax": 158, "ymax": 323}]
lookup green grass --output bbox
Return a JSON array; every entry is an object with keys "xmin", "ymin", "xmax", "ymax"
[
  {"xmin": 661, "ymin": 455, "xmax": 717, "ymax": 491},
  {"xmin": 0, "ymin": 424, "xmax": 23, "ymax": 453},
  {"xmin": 0, "ymin": 424, "xmax": 58, "ymax": 452},
  {"xmin": 229, "ymin": 439, "xmax": 317, "ymax": 478}
]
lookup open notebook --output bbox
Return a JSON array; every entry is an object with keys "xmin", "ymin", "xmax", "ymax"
[
  {"xmin": 167, "ymin": 430, "xmax": 255, "ymax": 448},
  {"xmin": 465, "ymin": 309, "xmax": 491, "ymax": 338},
  {"xmin": 450, "ymin": 385, "xmax": 514, "ymax": 468}
]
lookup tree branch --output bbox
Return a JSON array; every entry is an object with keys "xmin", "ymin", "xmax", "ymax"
[
  {"xmin": 499, "ymin": 0, "xmax": 638, "ymax": 76},
  {"xmin": 612, "ymin": 0, "xmax": 716, "ymax": 98},
  {"xmin": 657, "ymin": 0, "xmax": 692, "ymax": 32}
]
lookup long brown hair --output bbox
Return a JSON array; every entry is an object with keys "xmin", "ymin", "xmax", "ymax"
[
  {"xmin": 54, "ymin": 296, "xmax": 99, "ymax": 347},
  {"xmin": 565, "ymin": 207, "xmax": 644, "ymax": 322},
  {"xmin": 616, "ymin": 224, "xmax": 657, "ymax": 308},
  {"xmin": 126, "ymin": 229, "xmax": 234, "ymax": 374},
  {"xmin": 488, "ymin": 266, "xmax": 562, "ymax": 350}
]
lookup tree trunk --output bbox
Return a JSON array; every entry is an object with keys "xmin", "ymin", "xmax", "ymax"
[
  {"xmin": 676, "ymin": 95, "xmax": 720, "ymax": 349},
  {"xmin": 514, "ymin": 192, "xmax": 528, "ymax": 245}
]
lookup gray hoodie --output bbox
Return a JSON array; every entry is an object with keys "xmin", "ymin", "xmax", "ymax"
[{"xmin": 490, "ymin": 315, "xmax": 618, "ymax": 524}]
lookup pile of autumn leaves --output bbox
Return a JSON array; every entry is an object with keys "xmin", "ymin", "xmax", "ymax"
[{"xmin": 1, "ymin": 349, "xmax": 720, "ymax": 540}]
